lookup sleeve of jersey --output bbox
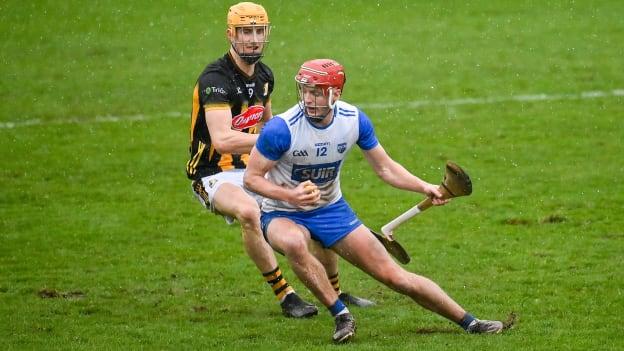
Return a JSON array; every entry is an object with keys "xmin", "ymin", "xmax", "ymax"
[
  {"xmin": 198, "ymin": 73, "xmax": 230, "ymax": 109},
  {"xmin": 356, "ymin": 110, "xmax": 380, "ymax": 150},
  {"xmin": 256, "ymin": 117, "xmax": 291, "ymax": 161},
  {"xmin": 266, "ymin": 65, "xmax": 275, "ymax": 98}
]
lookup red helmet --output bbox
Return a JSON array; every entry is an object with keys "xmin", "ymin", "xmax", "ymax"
[
  {"xmin": 295, "ymin": 59, "xmax": 346, "ymax": 120},
  {"xmin": 295, "ymin": 59, "xmax": 346, "ymax": 92}
]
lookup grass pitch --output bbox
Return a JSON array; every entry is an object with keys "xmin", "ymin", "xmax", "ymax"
[{"xmin": 1, "ymin": 1, "xmax": 623, "ymax": 350}]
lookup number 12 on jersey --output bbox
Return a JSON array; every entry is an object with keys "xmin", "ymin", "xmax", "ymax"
[{"xmin": 316, "ymin": 146, "xmax": 327, "ymax": 157}]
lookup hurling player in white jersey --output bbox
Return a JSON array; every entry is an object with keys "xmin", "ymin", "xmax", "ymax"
[
  {"xmin": 188, "ymin": 3, "xmax": 372, "ymax": 320},
  {"xmin": 244, "ymin": 59, "xmax": 506, "ymax": 343}
]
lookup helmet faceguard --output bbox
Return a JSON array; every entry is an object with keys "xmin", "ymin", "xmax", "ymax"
[
  {"xmin": 227, "ymin": 2, "xmax": 270, "ymax": 65},
  {"xmin": 294, "ymin": 59, "xmax": 346, "ymax": 120}
]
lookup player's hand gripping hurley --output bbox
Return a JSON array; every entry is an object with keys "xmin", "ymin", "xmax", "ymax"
[{"xmin": 372, "ymin": 161, "xmax": 473, "ymax": 264}]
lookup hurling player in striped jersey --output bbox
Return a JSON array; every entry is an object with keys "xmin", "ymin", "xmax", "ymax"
[
  {"xmin": 186, "ymin": 3, "xmax": 372, "ymax": 319},
  {"xmin": 244, "ymin": 59, "xmax": 506, "ymax": 343}
]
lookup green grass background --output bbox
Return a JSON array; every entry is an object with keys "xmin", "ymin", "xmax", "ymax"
[{"xmin": 1, "ymin": 1, "xmax": 623, "ymax": 349}]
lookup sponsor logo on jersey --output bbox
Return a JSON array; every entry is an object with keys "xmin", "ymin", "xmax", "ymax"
[
  {"xmin": 231, "ymin": 105, "xmax": 264, "ymax": 130},
  {"xmin": 205, "ymin": 86, "xmax": 226, "ymax": 95},
  {"xmin": 292, "ymin": 149, "xmax": 309, "ymax": 157},
  {"xmin": 337, "ymin": 142, "xmax": 347, "ymax": 153},
  {"xmin": 291, "ymin": 160, "xmax": 341, "ymax": 184}
]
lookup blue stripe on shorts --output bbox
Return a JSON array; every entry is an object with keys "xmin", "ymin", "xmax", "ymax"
[{"xmin": 260, "ymin": 198, "xmax": 362, "ymax": 248}]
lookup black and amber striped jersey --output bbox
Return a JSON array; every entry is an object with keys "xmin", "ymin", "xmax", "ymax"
[{"xmin": 186, "ymin": 52, "xmax": 274, "ymax": 180}]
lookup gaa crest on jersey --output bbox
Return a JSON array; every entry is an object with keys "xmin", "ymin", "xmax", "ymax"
[
  {"xmin": 231, "ymin": 105, "xmax": 264, "ymax": 130},
  {"xmin": 292, "ymin": 149, "xmax": 309, "ymax": 157},
  {"xmin": 337, "ymin": 143, "xmax": 347, "ymax": 154}
]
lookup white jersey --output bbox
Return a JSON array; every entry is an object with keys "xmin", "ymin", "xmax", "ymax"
[{"xmin": 255, "ymin": 101, "xmax": 379, "ymax": 212}]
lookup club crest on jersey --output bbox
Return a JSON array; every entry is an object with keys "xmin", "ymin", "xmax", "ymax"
[
  {"xmin": 291, "ymin": 161, "xmax": 342, "ymax": 184},
  {"xmin": 231, "ymin": 105, "xmax": 264, "ymax": 130},
  {"xmin": 337, "ymin": 143, "xmax": 347, "ymax": 154}
]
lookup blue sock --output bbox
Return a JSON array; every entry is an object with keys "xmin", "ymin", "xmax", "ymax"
[
  {"xmin": 328, "ymin": 299, "xmax": 348, "ymax": 317},
  {"xmin": 459, "ymin": 312, "xmax": 476, "ymax": 330}
]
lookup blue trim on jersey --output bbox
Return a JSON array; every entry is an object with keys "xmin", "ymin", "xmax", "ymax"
[
  {"xmin": 288, "ymin": 109, "xmax": 304, "ymax": 126},
  {"xmin": 256, "ymin": 117, "xmax": 291, "ymax": 161},
  {"xmin": 338, "ymin": 107, "xmax": 357, "ymax": 117},
  {"xmin": 261, "ymin": 198, "xmax": 362, "ymax": 248},
  {"xmin": 357, "ymin": 109, "xmax": 379, "ymax": 150},
  {"xmin": 288, "ymin": 109, "xmax": 303, "ymax": 122}
]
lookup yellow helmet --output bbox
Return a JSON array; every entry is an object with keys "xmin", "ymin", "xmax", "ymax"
[
  {"xmin": 227, "ymin": 2, "xmax": 269, "ymax": 28},
  {"xmin": 227, "ymin": 2, "xmax": 271, "ymax": 64}
]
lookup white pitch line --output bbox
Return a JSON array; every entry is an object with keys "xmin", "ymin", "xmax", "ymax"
[
  {"xmin": 0, "ymin": 112, "xmax": 185, "ymax": 129},
  {"xmin": 1, "ymin": 89, "xmax": 622, "ymax": 129},
  {"xmin": 356, "ymin": 88, "xmax": 624, "ymax": 110}
]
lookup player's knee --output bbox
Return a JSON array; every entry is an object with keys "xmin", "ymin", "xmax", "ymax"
[
  {"xmin": 381, "ymin": 270, "xmax": 412, "ymax": 292},
  {"xmin": 280, "ymin": 235, "xmax": 308, "ymax": 257},
  {"xmin": 235, "ymin": 204, "xmax": 261, "ymax": 226}
]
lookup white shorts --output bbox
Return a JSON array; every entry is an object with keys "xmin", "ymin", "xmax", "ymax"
[{"xmin": 191, "ymin": 169, "xmax": 263, "ymax": 225}]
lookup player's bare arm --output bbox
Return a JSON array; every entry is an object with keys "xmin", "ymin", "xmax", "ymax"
[
  {"xmin": 262, "ymin": 100, "xmax": 273, "ymax": 122},
  {"xmin": 244, "ymin": 147, "xmax": 320, "ymax": 207},
  {"xmin": 205, "ymin": 108, "xmax": 259, "ymax": 154},
  {"xmin": 253, "ymin": 100, "xmax": 272, "ymax": 131},
  {"xmin": 362, "ymin": 144, "xmax": 448, "ymax": 206}
]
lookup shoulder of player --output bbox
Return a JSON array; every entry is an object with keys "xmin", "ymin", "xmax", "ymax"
[
  {"xmin": 198, "ymin": 64, "xmax": 230, "ymax": 83},
  {"xmin": 254, "ymin": 61, "xmax": 274, "ymax": 81},
  {"xmin": 261, "ymin": 115, "xmax": 292, "ymax": 140},
  {"xmin": 273, "ymin": 105, "xmax": 304, "ymax": 127},
  {"xmin": 195, "ymin": 61, "xmax": 237, "ymax": 97},
  {"xmin": 198, "ymin": 53, "xmax": 237, "ymax": 79},
  {"xmin": 255, "ymin": 60, "xmax": 273, "ymax": 75},
  {"xmin": 333, "ymin": 100, "xmax": 360, "ymax": 118}
]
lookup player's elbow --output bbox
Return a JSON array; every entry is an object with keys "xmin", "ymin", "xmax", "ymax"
[
  {"xmin": 375, "ymin": 165, "xmax": 392, "ymax": 181},
  {"xmin": 211, "ymin": 138, "xmax": 230, "ymax": 154},
  {"xmin": 373, "ymin": 158, "xmax": 401, "ymax": 183},
  {"xmin": 243, "ymin": 173, "xmax": 262, "ymax": 194},
  {"xmin": 242, "ymin": 172, "xmax": 256, "ymax": 192}
]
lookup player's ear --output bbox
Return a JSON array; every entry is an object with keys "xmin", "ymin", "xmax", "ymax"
[
  {"xmin": 226, "ymin": 28, "xmax": 234, "ymax": 42},
  {"xmin": 333, "ymin": 88, "xmax": 342, "ymax": 101}
]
